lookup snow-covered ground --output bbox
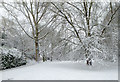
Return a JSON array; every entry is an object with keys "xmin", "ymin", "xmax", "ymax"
[
  {"xmin": 1, "ymin": 61, "xmax": 118, "ymax": 80},
  {"xmin": 0, "ymin": 71, "xmax": 2, "ymax": 82}
]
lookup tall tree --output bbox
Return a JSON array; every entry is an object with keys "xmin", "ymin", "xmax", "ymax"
[
  {"xmin": 51, "ymin": 1, "xmax": 119, "ymax": 64},
  {"xmin": 2, "ymin": 1, "xmax": 57, "ymax": 61}
]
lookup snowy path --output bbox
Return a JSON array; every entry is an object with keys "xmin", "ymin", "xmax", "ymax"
[{"xmin": 1, "ymin": 61, "xmax": 118, "ymax": 80}]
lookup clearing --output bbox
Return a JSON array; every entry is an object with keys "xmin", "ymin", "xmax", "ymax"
[{"xmin": 1, "ymin": 61, "xmax": 118, "ymax": 80}]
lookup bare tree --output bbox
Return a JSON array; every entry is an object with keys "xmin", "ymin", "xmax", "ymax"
[
  {"xmin": 51, "ymin": 1, "xmax": 119, "ymax": 65},
  {"xmin": 2, "ymin": 1, "xmax": 57, "ymax": 61}
]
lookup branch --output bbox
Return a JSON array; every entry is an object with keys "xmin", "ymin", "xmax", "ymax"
[
  {"xmin": 38, "ymin": 20, "xmax": 60, "ymax": 40},
  {"xmin": 62, "ymin": 38, "xmax": 80, "ymax": 45},
  {"xmin": 108, "ymin": 5, "xmax": 120, "ymax": 25},
  {"xmin": 110, "ymin": 2, "xmax": 113, "ymax": 13},
  {"xmin": 38, "ymin": 15, "xmax": 57, "ymax": 34},
  {"xmin": 3, "ymin": 2, "xmax": 35, "ymax": 37},
  {"xmin": 67, "ymin": 2, "xmax": 85, "ymax": 15},
  {"xmin": 37, "ymin": 3, "xmax": 49, "ymax": 23},
  {"xmin": 51, "ymin": 2, "xmax": 82, "ymax": 43},
  {"xmin": 2, "ymin": 3, "xmax": 34, "ymax": 39}
]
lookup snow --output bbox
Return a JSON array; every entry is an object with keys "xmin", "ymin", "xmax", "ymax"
[
  {"xmin": 0, "ymin": 46, "xmax": 22, "ymax": 58},
  {"xmin": 1, "ymin": 61, "xmax": 118, "ymax": 80},
  {"xmin": 0, "ymin": 71, "xmax": 2, "ymax": 82}
]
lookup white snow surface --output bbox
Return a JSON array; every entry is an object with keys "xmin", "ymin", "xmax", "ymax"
[
  {"xmin": 0, "ymin": 71, "xmax": 2, "ymax": 82},
  {"xmin": 1, "ymin": 61, "xmax": 118, "ymax": 80}
]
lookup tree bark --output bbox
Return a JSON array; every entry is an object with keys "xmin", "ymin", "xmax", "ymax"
[{"xmin": 35, "ymin": 38, "xmax": 39, "ymax": 61}]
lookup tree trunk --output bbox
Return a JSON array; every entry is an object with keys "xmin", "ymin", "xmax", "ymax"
[
  {"xmin": 50, "ymin": 57, "xmax": 52, "ymax": 61},
  {"xmin": 86, "ymin": 56, "xmax": 92, "ymax": 66},
  {"xmin": 85, "ymin": 48, "xmax": 92, "ymax": 66},
  {"xmin": 43, "ymin": 55, "xmax": 45, "ymax": 62},
  {"xmin": 35, "ymin": 38, "xmax": 39, "ymax": 61},
  {"xmin": 43, "ymin": 51, "xmax": 46, "ymax": 62},
  {"xmin": 35, "ymin": 21, "xmax": 39, "ymax": 61}
]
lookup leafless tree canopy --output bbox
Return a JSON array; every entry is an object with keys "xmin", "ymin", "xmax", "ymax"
[{"xmin": 0, "ymin": 1, "xmax": 119, "ymax": 63}]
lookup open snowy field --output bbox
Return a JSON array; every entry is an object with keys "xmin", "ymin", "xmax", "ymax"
[
  {"xmin": 0, "ymin": 71, "xmax": 2, "ymax": 82},
  {"xmin": 1, "ymin": 61, "xmax": 118, "ymax": 80}
]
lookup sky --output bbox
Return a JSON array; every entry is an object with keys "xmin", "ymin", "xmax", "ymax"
[
  {"xmin": 0, "ymin": 1, "xmax": 119, "ymax": 34},
  {"xmin": 0, "ymin": 0, "xmax": 120, "ymax": 2},
  {"xmin": 0, "ymin": 0, "xmax": 119, "ymax": 19},
  {"xmin": 0, "ymin": 5, "xmax": 7, "ymax": 19}
]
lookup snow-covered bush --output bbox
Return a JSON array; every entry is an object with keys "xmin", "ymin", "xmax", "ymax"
[{"xmin": 0, "ymin": 46, "xmax": 27, "ymax": 70}]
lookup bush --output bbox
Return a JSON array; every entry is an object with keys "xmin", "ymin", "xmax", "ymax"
[{"xmin": 0, "ymin": 47, "xmax": 27, "ymax": 70}]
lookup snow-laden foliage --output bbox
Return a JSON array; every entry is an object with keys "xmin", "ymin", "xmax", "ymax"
[
  {"xmin": 0, "ymin": 46, "xmax": 27, "ymax": 70},
  {"xmin": 0, "ymin": 2, "xmax": 119, "ymax": 64}
]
